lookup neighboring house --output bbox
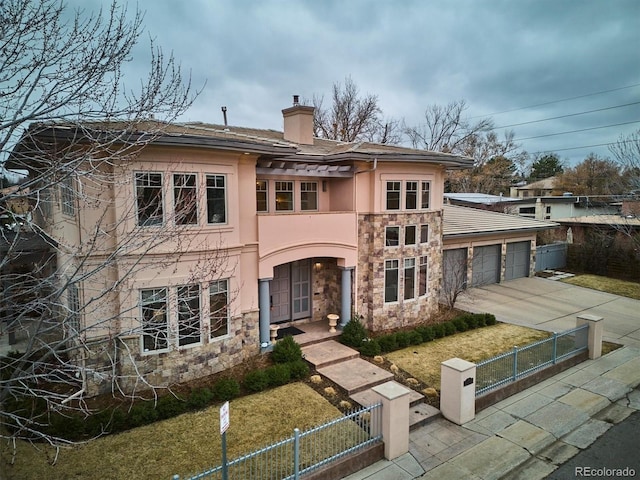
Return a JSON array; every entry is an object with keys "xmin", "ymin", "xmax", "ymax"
[
  {"xmin": 5, "ymin": 99, "xmax": 560, "ymax": 395},
  {"xmin": 510, "ymin": 176, "xmax": 559, "ymax": 198}
]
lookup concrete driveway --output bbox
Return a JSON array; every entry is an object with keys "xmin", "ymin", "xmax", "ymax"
[{"xmin": 455, "ymin": 276, "xmax": 640, "ymax": 347}]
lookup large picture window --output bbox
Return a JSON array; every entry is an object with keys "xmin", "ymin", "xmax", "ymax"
[
  {"xmin": 173, "ymin": 173, "xmax": 198, "ymax": 225},
  {"xmin": 135, "ymin": 172, "xmax": 163, "ymax": 226},
  {"xmin": 384, "ymin": 260, "xmax": 399, "ymax": 303},
  {"xmin": 300, "ymin": 182, "xmax": 318, "ymax": 211},
  {"xmin": 404, "ymin": 258, "xmax": 416, "ymax": 300},
  {"xmin": 386, "ymin": 181, "xmax": 401, "ymax": 210},
  {"xmin": 206, "ymin": 175, "xmax": 226, "ymax": 224},
  {"xmin": 256, "ymin": 180, "xmax": 268, "ymax": 212},
  {"xmin": 141, "ymin": 288, "xmax": 168, "ymax": 351},
  {"xmin": 177, "ymin": 285, "xmax": 201, "ymax": 347},
  {"xmin": 210, "ymin": 280, "xmax": 229, "ymax": 339},
  {"xmin": 275, "ymin": 181, "xmax": 294, "ymax": 211}
]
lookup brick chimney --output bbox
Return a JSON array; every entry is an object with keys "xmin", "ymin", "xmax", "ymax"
[{"xmin": 282, "ymin": 95, "xmax": 314, "ymax": 145}]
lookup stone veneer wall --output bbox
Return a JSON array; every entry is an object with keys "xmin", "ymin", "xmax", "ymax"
[
  {"xmin": 82, "ymin": 310, "xmax": 260, "ymax": 397},
  {"xmin": 311, "ymin": 257, "xmax": 341, "ymax": 322},
  {"xmin": 357, "ymin": 211, "xmax": 443, "ymax": 332}
]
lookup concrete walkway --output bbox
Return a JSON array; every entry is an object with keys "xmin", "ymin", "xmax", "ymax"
[
  {"xmin": 455, "ymin": 276, "xmax": 640, "ymax": 347},
  {"xmin": 344, "ymin": 345, "xmax": 640, "ymax": 480}
]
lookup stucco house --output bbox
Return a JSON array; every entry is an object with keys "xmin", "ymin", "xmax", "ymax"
[{"xmin": 4, "ymin": 98, "xmax": 557, "ymax": 395}]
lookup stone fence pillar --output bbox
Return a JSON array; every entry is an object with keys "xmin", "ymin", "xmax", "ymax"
[
  {"xmin": 440, "ymin": 358, "xmax": 476, "ymax": 425},
  {"xmin": 371, "ymin": 381, "xmax": 411, "ymax": 460},
  {"xmin": 577, "ymin": 314, "xmax": 604, "ymax": 359}
]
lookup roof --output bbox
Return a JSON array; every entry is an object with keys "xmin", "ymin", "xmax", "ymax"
[
  {"xmin": 444, "ymin": 192, "xmax": 522, "ymax": 205},
  {"xmin": 517, "ymin": 177, "xmax": 557, "ymax": 190},
  {"xmin": 11, "ymin": 120, "xmax": 474, "ymax": 170},
  {"xmin": 554, "ymin": 214, "xmax": 640, "ymax": 227},
  {"xmin": 442, "ymin": 205, "xmax": 558, "ymax": 238}
]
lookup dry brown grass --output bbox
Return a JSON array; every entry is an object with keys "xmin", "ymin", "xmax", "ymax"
[
  {"xmin": 386, "ymin": 323, "xmax": 551, "ymax": 390},
  {"xmin": 1, "ymin": 383, "xmax": 342, "ymax": 480},
  {"xmin": 561, "ymin": 274, "xmax": 640, "ymax": 300}
]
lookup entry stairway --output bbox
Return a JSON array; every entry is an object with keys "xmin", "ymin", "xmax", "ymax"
[{"xmin": 301, "ymin": 340, "xmax": 440, "ymax": 430}]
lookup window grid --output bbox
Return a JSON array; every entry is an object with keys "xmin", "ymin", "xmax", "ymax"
[
  {"xmin": 60, "ymin": 175, "xmax": 75, "ymax": 216},
  {"xmin": 141, "ymin": 288, "xmax": 168, "ymax": 352},
  {"xmin": 384, "ymin": 259, "xmax": 399, "ymax": 303},
  {"xmin": 386, "ymin": 181, "xmax": 401, "ymax": 210},
  {"xmin": 210, "ymin": 279, "xmax": 229, "ymax": 339},
  {"xmin": 275, "ymin": 181, "xmax": 294, "ymax": 211},
  {"xmin": 300, "ymin": 182, "xmax": 318, "ymax": 211},
  {"xmin": 173, "ymin": 173, "xmax": 198, "ymax": 225},
  {"xmin": 421, "ymin": 181, "xmax": 431, "ymax": 209},
  {"xmin": 177, "ymin": 284, "xmax": 202, "ymax": 347},
  {"xmin": 256, "ymin": 180, "xmax": 268, "ymax": 212},
  {"xmin": 406, "ymin": 181, "xmax": 418, "ymax": 210},
  {"xmin": 135, "ymin": 172, "xmax": 164, "ymax": 226},
  {"xmin": 385, "ymin": 226, "xmax": 400, "ymax": 247},
  {"xmin": 206, "ymin": 175, "xmax": 227, "ymax": 224}
]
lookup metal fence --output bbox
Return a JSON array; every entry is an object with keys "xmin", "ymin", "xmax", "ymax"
[
  {"xmin": 476, "ymin": 324, "xmax": 589, "ymax": 395},
  {"xmin": 173, "ymin": 402, "xmax": 382, "ymax": 480}
]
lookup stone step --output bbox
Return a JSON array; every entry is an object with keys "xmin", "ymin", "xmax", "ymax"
[
  {"xmin": 317, "ymin": 358, "xmax": 394, "ymax": 395},
  {"xmin": 350, "ymin": 382, "xmax": 425, "ymax": 408},
  {"xmin": 409, "ymin": 402, "xmax": 441, "ymax": 431},
  {"xmin": 301, "ymin": 340, "xmax": 360, "ymax": 369}
]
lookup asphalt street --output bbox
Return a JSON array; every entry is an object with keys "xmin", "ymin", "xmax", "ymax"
[{"xmin": 546, "ymin": 408, "xmax": 640, "ymax": 479}]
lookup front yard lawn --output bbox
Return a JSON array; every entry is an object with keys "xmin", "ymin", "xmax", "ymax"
[{"xmin": 561, "ymin": 274, "xmax": 640, "ymax": 300}]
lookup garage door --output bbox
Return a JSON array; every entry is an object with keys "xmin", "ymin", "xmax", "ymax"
[
  {"xmin": 471, "ymin": 244, "xmax": 501, "ymax": 286},
  {"xmin": 505, "ymin": 241, "xmax": 530, "ymax": 280}
]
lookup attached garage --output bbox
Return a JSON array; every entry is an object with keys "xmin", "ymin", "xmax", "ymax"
[
  {"xmin": 505, "ymin": 241, "xmax": 531, "ymax": 280},
  {"xmin": 471, "ymin": 244, "xmax": 501, "ymax": 286}
]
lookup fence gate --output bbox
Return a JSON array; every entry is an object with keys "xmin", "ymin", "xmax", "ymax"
[{"xmin": 535, "ymin": 242, "xmax": 567, "ymax": 271}]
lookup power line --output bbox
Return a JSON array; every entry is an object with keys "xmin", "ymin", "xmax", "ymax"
[
  {"xmin": 494, "ymin": 101, "xmax": 640, "ymax": 129},
  {"xmin": 469, "ymin": 82, "xmax": 640, "ymax": 119},
  {"xmin": 528, "ymin": 139, "xmax": 635, "ymax": 155},
  {"xmin": 515, "ymin": 120, "xmax": 640, "ymax": 141}
]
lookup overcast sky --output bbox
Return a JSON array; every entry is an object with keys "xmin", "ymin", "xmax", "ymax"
[{"xmin": 73, "ymin": 0, "xmax": 639, "ymax": 168}]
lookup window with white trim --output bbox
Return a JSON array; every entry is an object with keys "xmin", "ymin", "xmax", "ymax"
[
  {"xmin": 210, "ymin": 280, "xmax": 229, "ymax": 339},
  {"xmin": 135, "ymin": 172, "xmax": 164, "ymax": 226},
  {"xmin": 419, "ymin": 256, "xmax": 428, "ymax": 296},
  {"xmin": 405, "ymin": 225, "xmax": 417, "ymax": 246},
  {"xmin": 174, "ymin": 173, "xmax": 198, "ymax": 225},
  {"xmin": 421, "ymin": 181, "xmax": 431, "ymax": 209},
  {"xmin": 141, "ymin": 288, "xmax": 168, "ymax": 351},
  {"xmin": 60, "ymin": 175, "xmax": 75, "ymax": 216},
  {"xmin": 386, "ymin": 181, "xmax": 401, "ymax": 210},
  {"xmin": 404, "ymin": 258, "xmax": 416, "ymax": 300},
  {"xmin": 275, "ymin": 181, "xmax": 294, "ymax": 211},
  {"xmin": 177, "ymin": 284, "xmax": 201, "ymax": 346},
  {"xmin": 67, "ymin": 282, "xmax": 80, "ymax": 336},
  {"xmin": 300, "ymin": 182, "xmax": 318, "ymax": 211},
  {"xmin": 384, "ymin": 259, "xmax": 399, "ymax": 303},
  {"xmin": 385, "ymin": 226, "xmax": 400, "ymax": 247},
  {"xmin": 420, "ymin": 224, "xmax": 429, "ymax": 244},
  {"xmin": 406, "ymin": 181, "xmax": 418, "ymax": 210},
  {"xmin": 206, "ymin": 175, "xmax": 226, "ymax": 224},
  {"xmin": 256, "ymin": 180, "xmax": 268, "ymax": 212}
]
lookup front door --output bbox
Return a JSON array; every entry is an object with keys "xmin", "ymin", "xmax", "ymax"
[{"xmin": 270, "ymin": 260, "xmax": 311, "ymax": 323}]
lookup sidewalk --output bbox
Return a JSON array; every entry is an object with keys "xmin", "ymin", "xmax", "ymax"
[{"xmin": 344, "ymin": 345, "xmax": 640, "ymax": 480}]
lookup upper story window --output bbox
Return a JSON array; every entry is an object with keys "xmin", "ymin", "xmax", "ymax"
[
  {"xmin": 300, "ymin": 182, "xmax": 318, "ymax": 211},
  {"xmin": 256, "ymin": 180, "xmax": 268, "ymax": 212},
  {"xmin": 173, "ymin": 173, "xmax": 198, "ymax": 225},
  {"xmin": 135, "ymin": 172, "xmax": 164, "ymax": 226},
  {"xmin": 141, "ymin": 287, "xmax": 168, "ymax": 352},
  {"xmin": 386, "ymin": 181, "xmax": 401, "ymax": 210},
  {"xmin": 420, "ymin": 224, "xmax": 429, "ymax": 244},
  {"xmin": 206, "ymin": 175, "xmax": 226, "ymax": 224},
  {"xmin": 421, "ymin": 181, "xmax": 431, "ymax": 209},
  {"xmin": 60, "ymin": 175, "xmax": 75, "ymax": 216},
  {"xmin": 405, "ymin": 225, "xmax": 417, "ymax": 246},
  {"xmin": 275, "ymin": 181, "xmax": 294, "ymax": 211},
  {"xmin": 406, "ymin": 181, "xmax": 418, "ymax": 210},
  {"xmin": 210, "ymin": 279, "xmax": 229, "ymax": 339},
  {"xmin": 385, "ymin": 226, "xmax": 400, "ymax": 247}
]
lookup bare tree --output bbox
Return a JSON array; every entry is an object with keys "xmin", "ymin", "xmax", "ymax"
[
  {"xmin": 609, "ymin": 129, "xmax": 640, "ymax": 191},
  {"xmin": 440, "ymin": 249, "xmax": 468, "ymax": 310},
  {"xmin": 312, "ymin": 77, "xmax": 401, "ymax": 144},
  {"xmin": 0, "ymin": 0, "xmax": 238, "ymax": 456}
]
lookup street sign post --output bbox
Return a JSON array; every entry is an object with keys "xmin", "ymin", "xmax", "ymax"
[{"xmin": 220, "ymin": 401, "xmax": 229, "ymax": 480}]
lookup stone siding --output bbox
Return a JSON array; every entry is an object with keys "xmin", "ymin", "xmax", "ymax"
[
  {"xmin": 83, "ymin": 310, "xmax": 259, "ymax": 396},
  {"xmin": 311, "ymin": 257, "xmax": 341, "ymax": 322},
  {"xmin": 357, "ymin": 212, "xmax": 443, "ymax": 332}
]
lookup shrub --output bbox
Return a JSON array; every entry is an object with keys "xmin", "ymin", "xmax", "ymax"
[
  {"xmin": 358, "ymin": 339, "xmax": 381, "ymax": 357},
  {"xmin": 128, "ymin": 403, "xmax": 158, "ymax": 428},
  {"xmin": 272, "ymin": 335, "xmax": 302, "ymax": 364},
  {"xmin": 340, "ymin": 317, "xmax": 368, "ymax": 348},
  {"xmin": 416, "ymin": 325, "xmax": 435, "ymax": 342},
  {"xmin": 432, "ymin": 324, "xmax": 445, "ymax": 338},
  {"xmin": 188, "ymin": 387, "xmax": 215, "ymax": 410},
  {"xmin": 244, "ymin": 369, "xmax": 269, "ymax": 392},
  {"xmin": 266, "ymin": 364, "xmax": 291, "ymax": 387},
  {"xmin": 395, "ymin": 331, "xmax": 411, "ymax": 348},
  {"xmin": 443, "ymin": 321, "xmax": 456, "ymax": 336},
  {"xmin": 47, "ymin": 412, "xmax": 85, "ymax": 440},
  {"xmin": 212, "ymin": 378, "xmax": 240, "ymax": 401},
  {"xmin": 485, "ymin": 313, "xmax": 497, "ymax": 325},
  {"xmin": 85, "ymin": 408, "xmax": 128, "ymax": 437},
  {"xmin": 408, "ymin": 330, "xmax": 423, "ymax": 346},
  {"xmin": 156, "ymin": 394, "xmax": 187, "ymax": 420},
  {"xmin": 475, "ymin": 313, "xmax": 487, "ymax": 327},
  {"xmin": 465, "ymin": 314, "xmax": 479, "ymax": 329},
  {"xmin": 289, "ymin": 360, "xmax": 310, "ymax": 380},
  {"xmin": 452, "ymin": 318, "xmax": 468, "ymax": 332},
  {"xmin": 377, "ymin": 334, "xmax": 398, "ymax": 353}
]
